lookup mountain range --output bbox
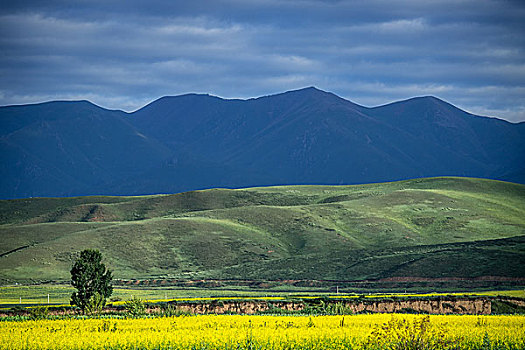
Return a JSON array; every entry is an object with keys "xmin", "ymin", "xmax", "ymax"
[{"xmin": 1, "ymin": 87, "xmax": 524, "ymax": 199}]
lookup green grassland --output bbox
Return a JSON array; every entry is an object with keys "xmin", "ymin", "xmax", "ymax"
[
  {"xmin": 1, "ymin": 284, "xmax": 524, "ymax": 308},
  {"xmin": 0, "ymin": 284, "xmax": 304, "ymax": 307},
  {"xmin": 1, "ymin": 177, "xmax": 524, "ymax": 290}
]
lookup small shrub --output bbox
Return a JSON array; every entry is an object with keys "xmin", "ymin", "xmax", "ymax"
[
  {"xmin": 98, "ymin": 320, "xmax": 118, "ymax": 332},
  {"xmin": 306, "ymin": 317, "xmax": 315, "ymax": 328},
  {"xmin": 303, "ymin": 300, "xmax": 353, "ymax": 315},
  {"xmin": 85, "ymin": 292, "xmax": 105, "ymax": 315},
  {"xmin": 124, "ymin": 296, "xmax": 146, "ymax": 317},
  {"xmin": 29, "ymin": 306, "xmax": 49, "ymax": 320},
  {"xmin": 10, "ymin": 305, "xmax": 26, "ymax": 316},
  {"xmin": 158, "ymin": 303, "xmax": 193, "ymax": 317},
  {"xmin": 491, "ymin": 300, "xmax": 525, "ymax": 315},
  {"xmin": 325, "ymin": 302, "xmax": 353, "ymax": 315},
  {"xmin": 364, "ymin": 315, "xmax": 460, "ymax": 349}
]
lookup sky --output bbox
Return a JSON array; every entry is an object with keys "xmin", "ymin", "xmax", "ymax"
[{"xmin": 1, "ymin": 0, "xmax": 524, "ymax": 122}]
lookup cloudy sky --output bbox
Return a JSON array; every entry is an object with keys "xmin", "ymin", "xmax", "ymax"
[{"xmin": 1, "ymin": 0, "xmax": 524, "ymax": 121}]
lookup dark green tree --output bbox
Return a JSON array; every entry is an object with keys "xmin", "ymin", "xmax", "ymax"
[{"xmin": 70, "ymin": 249, "xmax": 113, "ymax": 313}]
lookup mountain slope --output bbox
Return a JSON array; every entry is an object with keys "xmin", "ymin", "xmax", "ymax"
[
  {"xmin": 1, "ymin": 88, "xmax": 524, "ymax": 199},
  {"xmin": 368, "ymin": 96, "xmax": 525, "ymax": 182},
  {"xmin": 0, "ymin": 101, "xmax": 172, "ymax": 198},
  {"xmin": 1, "ymin": 177, "xmax": 524, "ymax": 284},
  {"xmin": 123, "ymin": 87, "xmax": 525, "ymax": 194}
]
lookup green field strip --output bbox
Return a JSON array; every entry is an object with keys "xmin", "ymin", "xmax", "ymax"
[{"xmin": 1, "ymin": 284, "xmax": 524, "ymax": 308}]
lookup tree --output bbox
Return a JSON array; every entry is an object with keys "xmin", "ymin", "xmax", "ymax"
[{"xmin": 70, "ymin": 249, "xmax": 113, "ymax": 313}]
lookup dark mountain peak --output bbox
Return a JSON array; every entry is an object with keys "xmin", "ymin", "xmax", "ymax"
[
  {"xmin": 372, "ymin": 95, "xmax": 474, "ymax": 121},
  {"xmin": 0, "ymin": 99, "xmax": 127, "ymax": 137},
  {"xmin": 406, "ymin": 95, "xmax": 461, "ymax": 109},
  {"xmin": 135, "ymin": 93, "xmax": 225, "ymax": 115},
  {"xmin": 299, "ymin": 86, "xmax": 319, "ymax": 91},
  {"xmin": 272, "ymin": 86, "xmax": 335, "ymax": 99},
  {"xmin": 287, "ymin": 86, "xmax": 324, "ymax": 94},
  {"xmin": 1, "ymin": 99, "xmax": 102, "ymax": 112},
  {"xmin": 252, "ymin": 86, "xmax": 364, "ymax": 112},
  {"xmin": 410, "ymin": 95, "xmax": 442, "ymax": 102},
  {"xmin": 145, "ymin": 93, "xmax": 219, "ymax": 105},
  {"xmin": 378, "ymin": 95, "xmax": 451, "ymax": 108},
  {"xmin": 155, "ymin": 92, "xmax": 219, "ymax": 101}
]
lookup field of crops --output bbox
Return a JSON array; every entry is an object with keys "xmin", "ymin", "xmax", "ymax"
[
  {"xmin": 2, "ymin": 284, "xmax": 524, "ymax": 308},
  {"xmin": 1, "ymin": 314, "xmax": 524, "ymax": 349}
]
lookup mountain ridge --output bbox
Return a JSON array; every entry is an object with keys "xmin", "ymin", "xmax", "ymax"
[
  {"xmin": 1, "ymin": 87, "xmax": 524, "ymax": 199},
  {"xmin": 2, "ymin": 88, "xmax": 524, "ymax": 124}
]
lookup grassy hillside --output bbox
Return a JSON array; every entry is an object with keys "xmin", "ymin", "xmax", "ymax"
[{"xmin": 0, "ymin": 177, "xmax": 524, "ymax": 285}]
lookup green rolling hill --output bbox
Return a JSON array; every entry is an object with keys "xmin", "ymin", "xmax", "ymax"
[{"xmin": 0, "ymin": 177, "xmax": 524, "ymax": 286}]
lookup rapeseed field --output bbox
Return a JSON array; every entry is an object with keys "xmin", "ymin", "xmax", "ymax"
[{"xmin": 1, "ymin": 314, "xmax": 524, "ymax": 349}]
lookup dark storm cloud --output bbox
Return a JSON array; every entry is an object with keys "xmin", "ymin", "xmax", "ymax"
[{"xmin": 1, "ymin": 0, "xmax": 524, "ymax": 121}]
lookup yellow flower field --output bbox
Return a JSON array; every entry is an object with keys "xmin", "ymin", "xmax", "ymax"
[{"xmin": 1, "ymin": 314, "xmax": 524, "ymax": 349}]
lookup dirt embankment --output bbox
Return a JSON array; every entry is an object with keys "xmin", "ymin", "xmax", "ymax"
[
  {"xmin": 170, "ymin": 301, "xmax": 304, "ymax": 315},
  {"xmin": 345, "ymin": 298, "xmax": 491, "ymax": 314},
  {"xmin": 4, "ymin": 297, "xmax": 523, "ymax": 318},
  {"xmin": 168, "ymin": 297, "xmax": 493, "ymax": 315}
]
